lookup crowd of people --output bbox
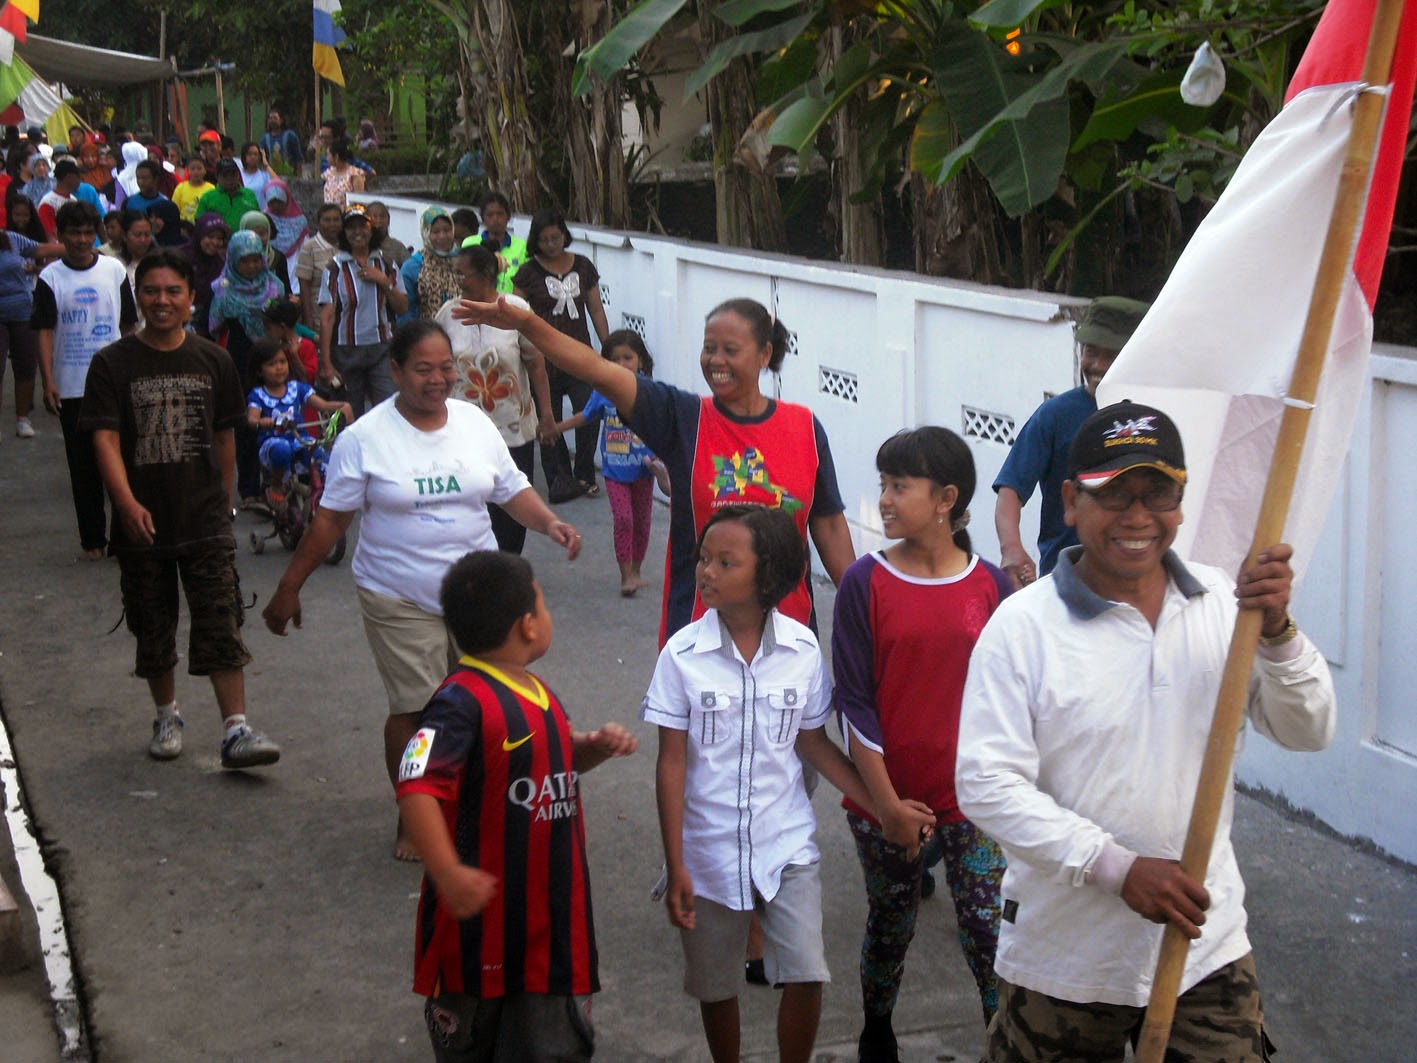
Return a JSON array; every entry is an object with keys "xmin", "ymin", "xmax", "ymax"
[{"xmin": 3, "ymin": 110, "xmax": 1339, "ymax": 1063}]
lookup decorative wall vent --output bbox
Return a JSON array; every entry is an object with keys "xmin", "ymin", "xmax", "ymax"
[
  {"xmin": 819, "ymin": 366, "xmax": 859, "ymax": 404},
  {"xmin": 962, "ymin": 405, "xmax": 1016, "ymax": 445}
]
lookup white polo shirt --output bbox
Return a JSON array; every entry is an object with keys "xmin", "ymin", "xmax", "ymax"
[
  {"xmin": 956, "ymin": 547, "xmax": 1336, "ymax": 1007},
  {"xmin": 642, "ymin": 609, "xmax": 831, "ymax": 911}
]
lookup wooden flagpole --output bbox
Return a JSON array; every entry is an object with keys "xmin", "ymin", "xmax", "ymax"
[{"xmin": 1136, "ymin": 1, "xmax": 1410, "ymax": 1059}]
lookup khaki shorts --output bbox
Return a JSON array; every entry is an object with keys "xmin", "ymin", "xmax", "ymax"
[
  {"xmin": 680, "ymin": 862, "xmax": 830, "ymax": 1002},
  {"xmin": 984, "ymin": 953, "xmax": 1273, "ymax": 1063},
  {"xmin": 356, "ymin": 585, "xmax": 458, "ymax": 717},
  {"xmin": 424, "ymin": 992, "xmax": 594, "ymax": 1063}
]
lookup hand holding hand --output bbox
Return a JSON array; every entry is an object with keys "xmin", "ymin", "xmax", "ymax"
[{"xmin": 882, "ymin": 798, "xmax": 936, "ymax": 858}]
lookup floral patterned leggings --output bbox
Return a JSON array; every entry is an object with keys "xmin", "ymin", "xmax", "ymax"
[
  {"xmin": 848, "ymin": 811, "xmax": 1005, "ymax": 1025},
  {"xmin": 605, "ymin": 476, "xmax": 654, "ymax": 563}
]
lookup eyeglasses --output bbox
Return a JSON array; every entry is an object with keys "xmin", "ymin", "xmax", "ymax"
[{"xmin": 1074, "ymin": 479, "xmax": 1183, "ymax": 512}]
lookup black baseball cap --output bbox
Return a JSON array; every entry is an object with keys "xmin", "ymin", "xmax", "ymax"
[{"xmin": 1068, "ymin": 401, "xmax": 1186, "ymax": 488}]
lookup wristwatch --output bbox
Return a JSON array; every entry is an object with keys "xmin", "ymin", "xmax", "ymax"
[{"xmin": 1259, "ymin": 615, "xmax": 1299, "ymax": 646}]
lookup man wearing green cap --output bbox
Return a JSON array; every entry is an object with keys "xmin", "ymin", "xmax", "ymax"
[{"xmin": 993, "ymin": 295, "xmax": 1149, "ymax": 588}]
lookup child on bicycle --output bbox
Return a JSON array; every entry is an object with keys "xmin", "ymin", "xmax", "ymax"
[{"xmin": 246, "ymin": 337, "xmax": 351, "ymax": 495}]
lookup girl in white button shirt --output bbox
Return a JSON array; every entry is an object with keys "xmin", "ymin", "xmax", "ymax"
[{"xmin": 644, "ymin": 504, "xmax": 932, "ymax": 1063}]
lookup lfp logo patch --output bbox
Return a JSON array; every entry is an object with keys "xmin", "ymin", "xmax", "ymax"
[{"xmin": 399, "ymin": 728, "xmax": 436, "ymax": 781}]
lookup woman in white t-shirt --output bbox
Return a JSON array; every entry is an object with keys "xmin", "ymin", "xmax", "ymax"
[{"xmin": 261, "ymin": 319, "xmax": 582, "ymax": 860}]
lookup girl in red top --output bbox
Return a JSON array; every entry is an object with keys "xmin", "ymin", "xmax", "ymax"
[{"xmin": 831, "ymin": 426, "xmax": 1010, "ymax": 1060}]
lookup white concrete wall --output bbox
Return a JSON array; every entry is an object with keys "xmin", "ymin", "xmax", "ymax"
[{"xmin": 356, "ymin": 192, "xmax": 1417, "ymax": 864}]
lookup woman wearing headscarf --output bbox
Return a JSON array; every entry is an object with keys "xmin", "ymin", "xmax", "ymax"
[
  {"xmin": 145, "ymin": 144, "xmax": 179, "ymax": 198},
  {"xmin": 114, "ymin": 142, "xmax": 147, "ymax": 207},
  {"xmin": 239, "ymin": 210, "xmax": 292, "ymax": 296},
  {"xmin": 77, "ymin": 139, "xmax": 113, "ymax": 204},
  {"xmin": 261, "ymin": 179, "xmax": 309, "ymax": 288},
  {"xmin": 209, "ymin": 227, "xmax": 287, "ymax": 504},
  {"xmin": 398, "ymin": 205, "xmax": 460, "ymax": 324},
  {"xmin": 20, "ymin": 154, "xmax": 53, "ymax": 209},
  {"xmin": 184, "ymin": 212, "xmax": 229, "ymax": 339},
  {"xmin": 144, "ymin": 196, "xmax": 185, "ymax": 248}
]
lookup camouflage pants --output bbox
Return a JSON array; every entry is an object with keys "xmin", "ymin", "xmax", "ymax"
[
  {"xmin": 985, "ymin": 953, "xmax": 1273, "ymax": 1062},
  {"xmin": 848, "ymin": 812, "xmax": 1005, "ymax": 1025},
  {"xmin": 118, "ymin": 546, "xmax": 251, "ymax": 679}
]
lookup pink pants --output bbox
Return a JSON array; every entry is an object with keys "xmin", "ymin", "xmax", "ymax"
[{"xmin": 605, "ymin": 477, "xmax": 654, "ymax": 563}]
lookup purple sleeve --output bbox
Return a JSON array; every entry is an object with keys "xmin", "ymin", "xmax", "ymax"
[
  {"xmin": 831, "ymin": 555, "xmax": 883, "ymax": 751},
  {"xmin": 978, "ymin": 557, "xmax": 1014, "ymax": 604}
]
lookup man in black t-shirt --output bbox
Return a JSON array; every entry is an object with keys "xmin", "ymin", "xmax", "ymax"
[{"xmin": 80, "ymin": 248, "xmax": 281, "ymax": 770}]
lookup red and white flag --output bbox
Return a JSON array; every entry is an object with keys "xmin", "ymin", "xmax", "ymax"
[{"xmin": 1098, "ymin": 0, "xmax": 1416, "ymax": 580}]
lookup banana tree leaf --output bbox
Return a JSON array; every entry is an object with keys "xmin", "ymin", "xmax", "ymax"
[
  {"xmin": 715, "ymin": 0, "xmax": 811, "ymax": 26},
  {"xmin": 1072, "ymin": 68, "xmax": 1211, "ymax": 152},
  {"xmin": 975, "ymin": 94, "xmax": 1070, "ymax": 213},
  {"xmin": 758, "ymin": 36, "xmax": 821, "ymax": 102},
  {"xmin": 909, "ymin": 99, "xmax": 954, "ymax": 176},
  {"xmin": 685, "ymin": 11, "xmax": 818, "ymax": 97},
  {"xmin": 923, "ymin": 35, "xmax": 1125, "ymax": 213},
  {"xmin": 766, "ymin": 88, "xmax": 833, "ymax": 155},
  {"xmin": 572, "ymin": 0, "xmax": 690, "ymax": 98},
  {"xmin": 968, "ymin": 0, "xmax": 1055, "ymax": 29}
]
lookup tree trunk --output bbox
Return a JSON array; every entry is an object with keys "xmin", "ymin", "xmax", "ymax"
[
  {"xmin": 545, "ymin": 0, "xmax": 631, "ymax": 227},
  {"xmin": 830, "ymin": 21, "xmax": 883, "ymax": 266},
  {"xmin": 463, "ymin": 0, "xmax": 543, "ymax": 213},
  {"xmin": 912, "ymin": 162, "xmax": 1006, "ymax": 285},
  {"xmin": 699, "ymin": 7, "xmax": 787, "ymax": 251}
]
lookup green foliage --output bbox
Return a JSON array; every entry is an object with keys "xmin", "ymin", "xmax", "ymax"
[
  {"xmin": 573, "ymin": 0, "xmax": 690, "ymax": 97},
  {"xmin": 361, "ymin": 143, "xmax": 444, "ymax": 176}
]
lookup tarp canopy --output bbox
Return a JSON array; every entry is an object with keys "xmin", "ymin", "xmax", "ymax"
[
  {"xmin": 17, "ymin": 33, "xmax": 174, "ymax": 87},
  {"xmin": 0, "ymin": 53, "xmax": 89, "ymax": 144}
]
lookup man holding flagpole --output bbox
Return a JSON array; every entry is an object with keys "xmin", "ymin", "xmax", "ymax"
[{"xmin": 956, "ymin": 401, "xmax": 1336, "ymax": 1062}]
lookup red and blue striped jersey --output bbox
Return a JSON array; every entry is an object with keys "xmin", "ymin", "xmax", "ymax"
[{"xmin": 396, "ymin": 657, "xmax": 598, "ymax": 998}]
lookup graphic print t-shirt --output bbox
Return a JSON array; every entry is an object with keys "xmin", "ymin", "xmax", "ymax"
[{"xmin": 78, "ymin": 334, "xmax": 245, "ymax": 555}]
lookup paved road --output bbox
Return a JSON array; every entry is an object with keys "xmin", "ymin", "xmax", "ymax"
[{"xmin": 0, "ymin": 398, "xmax": 1413, "ymax": 1062}]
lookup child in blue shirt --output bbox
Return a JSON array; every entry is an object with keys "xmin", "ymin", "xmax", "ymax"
[
  {"xmin": 554, "ymin": 329, "xmax": 669, "ymax": 596},
  {"xmin": 246, "ymin": 338, "xmax": 351, "ymax": 493}
]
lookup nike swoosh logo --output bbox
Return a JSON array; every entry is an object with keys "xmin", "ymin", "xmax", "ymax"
[{"xmin": 502, "ymin": 734, "xmax": 532, "ymax": 752}]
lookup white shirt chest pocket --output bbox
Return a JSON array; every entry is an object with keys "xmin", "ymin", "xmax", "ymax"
[
  {"xmin": 692, "ymin": 689, "xmax": 736, "ymax": 746},
  {"xmin": 762, "ymin": 686, "xmax": 803, "ymax": 745}
]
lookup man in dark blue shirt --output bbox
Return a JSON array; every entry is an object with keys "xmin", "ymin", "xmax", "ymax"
[{"xmin": 992, "ymin": 296, "xmax": 1148, "ymax": 589}]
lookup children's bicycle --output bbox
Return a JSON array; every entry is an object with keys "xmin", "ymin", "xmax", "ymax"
[{"xmin": 248, "ymin": 410, "xmax": 347, "ymax": 564}]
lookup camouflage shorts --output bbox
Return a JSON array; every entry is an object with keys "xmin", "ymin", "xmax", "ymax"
[
  {"xmin": 118, "ymin": 546, "xmax": 252, "ymax": 679},
  {"xmin": 984, "ymin": 953, "xmax": 1274, "ymax": 1063}
]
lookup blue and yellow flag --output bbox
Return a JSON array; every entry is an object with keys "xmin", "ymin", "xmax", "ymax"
[{"xmin": 313, "ymin": 0, "xmax": 346, "ymax": 86}]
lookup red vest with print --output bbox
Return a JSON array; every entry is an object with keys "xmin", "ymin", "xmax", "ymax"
[{"xmin": 688, "ymin": 396, "xmax": 818, "ymax": 626}]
